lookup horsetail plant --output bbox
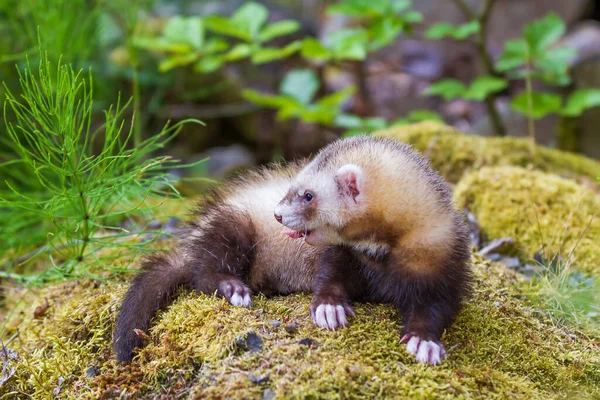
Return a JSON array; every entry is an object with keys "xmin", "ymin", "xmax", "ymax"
[{"xmin": 0, "ymin": 55, "xmax": 202, "ymax": 286}]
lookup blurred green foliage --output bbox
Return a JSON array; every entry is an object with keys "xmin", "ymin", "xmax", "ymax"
[{"xmin": 426, "ymin": 11, "xmax": 600, "ymax": 136}]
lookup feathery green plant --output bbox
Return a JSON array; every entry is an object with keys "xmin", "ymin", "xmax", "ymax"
[{"xmin": 0, "ymin": 56, "xmax": 202, "ymax": 286}]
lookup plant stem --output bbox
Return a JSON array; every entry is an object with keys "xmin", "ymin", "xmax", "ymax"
[
  {"xmin": 131, "ymin": 51, "xmax": 142, "ymax": 148},
  {"xmin": 453, "ymin": 0, "xmax": 506, "ymax": 136},
  {"xmin": 525, "ymin": 64, "xmax": 536, "ymax": 154}
]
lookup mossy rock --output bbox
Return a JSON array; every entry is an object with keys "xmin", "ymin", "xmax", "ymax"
[
  {"xmin": 454, "ymin": 166, "xmax": 600, "ymax": 275},
  {"xmin": 378, "ymin": 122, "xmax": 600, "ymax": 185},
  {"xmin": 2, "ymin": 255, "xmax": 599, "ymax": 399}
]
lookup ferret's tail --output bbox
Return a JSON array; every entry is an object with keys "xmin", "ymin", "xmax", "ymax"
[{"xmin": 113, "ymin": 251, "xmax": 190, "ymax": 362}]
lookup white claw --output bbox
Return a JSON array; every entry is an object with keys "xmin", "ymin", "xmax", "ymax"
[
  {"xmin": 313, "ymin": 304, "xmax": 349, "ymax": 330},
  {"xmin": 242, "ymin": 292, "xmax": 252, "ymax": 307},
  {"xmin": 335, "ymin": 305, "xmax": 348, "ymax": 326},
  {"xmin": 229, "ymin": 291, "xmax": 252, "ymax": 307},
  {"xmin": 404, "ymin": 335, "xmax": 445, "ymax": 365},
  {"xmin": 230, "ymin": 292, "xmax": 244, "ymax": 306},
  {"xmin": 406, "ymin": 336, "xmax": 420, "ymax": 355}
]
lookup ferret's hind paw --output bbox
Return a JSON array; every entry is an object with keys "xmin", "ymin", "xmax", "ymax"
[
  {"xmin": 310, "ymin": 303, "xmax": 354, "ymax": 330},
  {"xmin": 400, "ymin": 334, "xmax": 446, "ymax": 365},
  {"xmin": 219, "ymin": 279, "xmax": 252, "ymax": 308}
]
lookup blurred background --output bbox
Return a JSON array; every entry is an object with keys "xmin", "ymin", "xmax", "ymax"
[{"xmin": 2, "ymin": 0, "xmax": 600, "ymax": 188}]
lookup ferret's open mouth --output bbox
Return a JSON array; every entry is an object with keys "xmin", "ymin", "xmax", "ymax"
[{"xmin": 283, "ymin": 228, "xmax": 312, "ymax": 239}]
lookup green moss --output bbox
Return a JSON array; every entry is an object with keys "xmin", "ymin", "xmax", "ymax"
[
  {"xmin": 378, "ymin": 122, "xmax": 600, "ymax": 184},
  {"xmin": 2, "ymin": 255, "xmax": 599, "ymax": 399},
  {"xmin": 454, "ymin": 166, "xmax": 600, "ymax": 275}
]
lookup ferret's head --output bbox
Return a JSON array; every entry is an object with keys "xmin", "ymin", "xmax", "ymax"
[{"xmin": 274, "ymin": 163, "xmax": 366, "ymax": 245}]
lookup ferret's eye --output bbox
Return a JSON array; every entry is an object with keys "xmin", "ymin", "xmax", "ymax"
[{"xmin": 304, "ymin": 192, "xmax": 314, "ymax": 202}]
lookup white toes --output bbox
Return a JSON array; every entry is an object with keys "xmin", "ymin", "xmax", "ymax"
[
  {"xmin": 335, "ymin": 305, "xmax": 348, "ymax": 326},
  {"xmin": 415, "ymin": 341, "xmax": 442, "ymax": 365},
  {"xmin": 405, "ymin": 336, "xmax": 420, "ymax": 355},
  {"xmin": 230, "ymin": 292, "xmax": 244, "ymax": 306},
  {"xmin": 313, "ymin": 304, "xmax": 348, "ymax": 330},
  {"xmin": 404, "ymin": 335, "xmax": 445, "ymax": 365},
  {"xmin": 242, "ymin": 292, "xmax": 252, "ymax": 307},
  {"xmin": 229, "ymin": 290, "xmax": 252, "ymax": 307}
]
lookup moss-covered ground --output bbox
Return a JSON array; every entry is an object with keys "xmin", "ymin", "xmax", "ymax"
[
  {"xmin": 379, "ymin": 122, "xmax": 600, "ymax": 185},
  {"xmin": 454, "ymin": 166, "xmax": 600, "ymax": 275},
  {"xmin": 2, "ymin": 255, "xmax": 599, "ymax": 399},
  {"xmin": 1, "ymin": 123, "xmax": 600, "ymax": 399}
]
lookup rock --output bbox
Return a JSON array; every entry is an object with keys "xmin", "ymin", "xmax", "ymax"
[
  {"xmin": 487, "ymin": 253, "xmax": 502, "ymax": 262},
  {"xmin": 479, "ymin": 238, "xmax": 515, "ymax": 257},
  {"xmin": 284, "ymin": 322, "xmax": 299, "ymax": 334},
  {"xmin": 465, "ymin": 210, "xmax": 482, "ymax": 248},
  {"xmin": 268, "ymin": 320, "xmax": 281, "ymax": 328},
  {"xmin": 235, "ymin": 332, "xmax": 263, "ymax": 353},
  {"xmin": 194, "ymin": 144, "xmax": 257, "ymax": 179},
  {"xmin": 263, "ymin": 388, "xmax": 275, "ymax": 400},
  {"xmin": 248, "ymin": 373, "xmax": 269, "ymax": 385},
  {"xmin": 86, "ymin": 367, "xmax": 100, "ymax": 379},
  {"xmin": 297, "ymin": 338, "xmax": 318, "ymax": 348},
  {"xmin": 500, "ymin": 257, "xmax": 521, "ymax": 270}
]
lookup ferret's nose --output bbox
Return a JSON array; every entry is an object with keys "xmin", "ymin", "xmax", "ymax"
[{"xmin": 274, "ymin": 213, "xmax": 282, "ymax": 223}]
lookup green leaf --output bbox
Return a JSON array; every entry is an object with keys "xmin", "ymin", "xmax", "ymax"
[
  {"xmin": 132, "ymin": 37, "xmax": 191, "ymax": 53},
  {"xmin": 464, "ymin": 75, "xmax": 508, "ymax": 100},
  {"xmin": 425, "ymin": 22, "xmax": 454, "ymax": 40},
  {"xmin": 163, "ymin": 17, "xmax": 204, "ymax": 49},
  {"xmin": 534, "ymin": 46, "xmax": 577, "ymax": 85},
  {"xmin": 424, "ymin": 79, "xmax": 466, "ymax": 101},
  {"xmin": 496, "ymin": 39, "xmax": 528, "ymax": 72},
  {"xmin": 204, "ymin": 38, "xmax": 229, "ymax": 54},
  {"xmin": 158, "ymin": 52, "xmax": 199, "ymax": 72},
  {"xmin": 224, "ymin": 43, "xmax": 253, "ymax": 61},
  {"xmin": 242, "ymin": 90, "xmax": 300, "ymax": 109},
  {"xmin": 327, "ymin": 28, "xmax": 369, "ymax": 60},
  {"xmin": 318, "ymin": 86, "xmax": 356, "ymax": 107},
  {"xmin": 453, "ymin": 20, "xmax": 480, "ymax": 40},
  {"xmin": 368, "ymin": 17, "xmax": 404, "ymax": 51},
  {"xmin": 327, "ymin": 0, "xmax": 389, "ymax": 17},
  {"xmin": 301, "ymin": 38, "xmax": 332, "ymax": 63},
  {"xmin": 405, "ymin": 109, "xmax": 442, "ymax": 122},
  {"xmin": 510, "ymin": 91, "xmax": 562, "ymax": 119},
  {"xmin": 280, "ymin": 69, "xmax": 320, "ymax": 105},
  {"xmin": 524, "ymin": 12, "xmax": 565, "ymax": 53},
  {"xmin": 391, "ymin": 0, "xmax": 412, "ymax": 13},
  {"xmin": 562, "ymin": 89, "xmax": 600, "ymax": 117},
  {"xmin": 231, "ymin": 2, "xmax": 269, "ymax": 40},
  {"xmin": 425, "ymin": 21, "xmax": 479, "ymax": 40},
  {"xmin": 401, "ymin": 10, "xmax": 423, "ymax": 23},
  {"xmin": 334, "ymin": 113, "xmax": 364, "ymax": 128},
  {"xmin": 251, "ymin": 41, "xmax": 302, "ymax": 64},
  {"xmin": 204, "ymin": 16, "xmax": 251, "ymax": 42},
  {"xmin": 194, "ymin": 56, "xmax": 223, "ymax": 73},
  {"xmin": 259, "ymin": 20, "xmax": 300, "ymax": 43}
]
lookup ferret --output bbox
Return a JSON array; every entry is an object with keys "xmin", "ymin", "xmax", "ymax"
[{"xmin": 113, "ymin": 136, "xmax": 472, "ymax": 365}]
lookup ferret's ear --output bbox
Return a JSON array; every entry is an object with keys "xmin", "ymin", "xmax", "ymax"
[{"xmin": 335, "ymin": 164, "xmax": 363, "ymax": 203}]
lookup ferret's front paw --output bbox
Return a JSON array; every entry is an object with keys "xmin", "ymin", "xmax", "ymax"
[
  {"xmin": 400, "ymin": 334, "xmax": 446, "ymax": 365},
  {"xmin": 218, "ymin": 280, "xmax": 252, "ymax": 308},
  {"xmin": 310, "ymin": 300, "xmax": 355, "ymax": 331}
]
